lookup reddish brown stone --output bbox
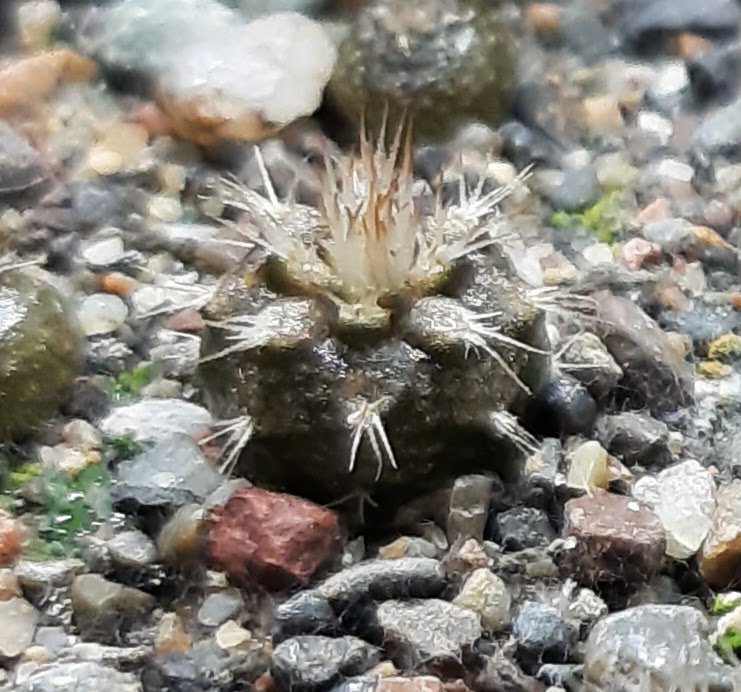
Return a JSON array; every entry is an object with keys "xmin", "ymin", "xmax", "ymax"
[
  {"xmin": 206, "ymin": 487, "xmax": 341, "ymax": 591},
  {"xmin": 561, "ymin": 490, "xmax": 665, "ymax": 590},
  {"xmin": 162, "ymin": 308, "xmax": 205, "ymax": 333},
  {"xmin": 378, "ymin": 677, "xmax": 445, "ymax": 692},
  {"xmin": 699, "ymin": 481, "xmax": 741, "ymax": 590}
]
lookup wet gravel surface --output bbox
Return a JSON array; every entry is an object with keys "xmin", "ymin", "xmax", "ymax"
[{"xmin": 2, "ymin": 0, "xmax": 741, "ymax": 690}]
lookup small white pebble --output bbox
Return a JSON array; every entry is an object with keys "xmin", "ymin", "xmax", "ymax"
[
  {"xmin": 78, "ymin": 293, "xmax": 128, "ymax": 336},
  {"xmin": 148, "ymin": 195, "xmax": 183, "ymax": 222},
  {"xmin": 215, "ymin": 621, "xmax": 252, "ymax": 651},
  {"xmin": 582, "ymin": 243, "xmax": 615, "ymax": 266},
  {"xmin": 62, "ymin": 420, "xmax": 102, "ymax": 450},
  {"xmin": 88, "ymin": 147, "xmax": 123, "ymax": 177}
]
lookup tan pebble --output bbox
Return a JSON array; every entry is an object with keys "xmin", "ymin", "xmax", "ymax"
[
  {"xmin": 370, "ymin": 661, "xmax": 399, "ymax": 678},
  {"xmin": 582, "ymin": 94, "xmax": 623, "ymax": 134},
  {"xmin": 0, "ymin": 568, "xmax": 21, "ymax": 601},
  {"xmin": 98, "ymin": 271, "xmax": 137, "ymax": 297},
  {"xmin": 378, "ymin": 537, "xmax": 408, "ymax": 560},
  {"xmin": 155, "ymin": 88, "xmax": 277, "ymax": 148},
  {"xmin": 635, "ymin": 197, "xmax": 672, "ymax": 225},
  {"xmin": 253, "ymin": 672, "xmax": 277, "ymax": 692},
  {"xmin": 159, "ymin": 163, "xmax": 187, "ymax": 194},
  {"xmin": 102, "ymin": 122, "xmax": 149, "ymax": 155},
  {"xmin": 697, "ymin": 361, "xmax": 732, "ymax": 379},
  {"xmin": 674, "ymin": 32, "xmax": 712, "ymax": 59},
  {"xmin": 148, "ymin": 195, "xmax": 183, "ymax": 222},
  {"xmin": 620, "ymin": 237, "xmax": 661, "ymax": 270},
  {"xmin": 215, "ymin": 620, "xmax": 252, "ymax": 651},
  {"xmin": 88, "ymin": 147, "xmax": 123, "ymax": 176},
  {"xmin": 526, "ymin": 3, "xmax": 561, "ymax": 35},
  {"xmin": 17, "ymin": 0, "xmax": 62, "ymax": 52},
  {"xmin": 657, "ymin": 285, "xmax": 690, "ymax": 311},
  {"xmin": 22, "ymin": 645, "xmax": 49, "ymax": 664},
  {"xmin": 0, "ymin": 49, "xmax": 96, "ymax": 115},
  {"xmin": 0, "ymin": 512, "xmax": 24, "ymax": 566},
  {"xmin": 377, "ymin": 677, "xmax": 444, "ymax": 692},
  {"xmin": 155, "ymin": 612, "xmax": 191, "ymax": 654},
  {"xmin": 692, "ymin": 225, "xmax": 734, "ymax": 250},
  {"xmin": 162, "ymin": 308, "xmax": 204, "ymax": 333},
  {"xmin": 455, "ymin": 538, "xmax": 488, "ymax": 570},
  {"xmin": 731, "ymin": 293, "xmax": 741, "ymax": 310},
  {"xmin": 128, "ymin": 102, "xmax": 175, "ymax": 137}
]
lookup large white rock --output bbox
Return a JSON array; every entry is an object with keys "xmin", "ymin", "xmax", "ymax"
[{"xmin": 633, "ymin": 459, "xmax": 716, "ymax": 559}]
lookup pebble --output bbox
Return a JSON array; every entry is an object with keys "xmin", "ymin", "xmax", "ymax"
[
  {"xmin": 558, "ymin": 332, "xmax": 622, "ymax": 397},
  {"xmin": 106, "ymin": 530, "xmax": 158, "ymax": 569},
  {"xmin": 692, "ymin": 95, "xmax": 741, "ymax": 155},
  {"xmin": 512, "ymin": 601, "xmax": 578, "ymax": 675},
  {"xmin": 16, "ymin": 0, "xmax": 62, "ymax": 52},
  {"xmin": 99, "ymin": 398, "xmax": 213, "ymax": 443},
  {"xmin": 595, "ymin": 412, "xmax": 672, "ymax": 467},
  {"xmin": 215, "ymin": 620, "xmax": 252, "ymax": 652},
  {"xmin": 328, "ymin": 0, "xmax": 515, "ymax": 140},
  {"xmin": 492, "ymin": 507, "xmax": 556, "ymax": 552},
  {"xmin": 197, "ymin": 589, "xmax": 244, "ymax": 628},
  {"xmin": 528, "ymin": 377, "xmax": 598, "ymax": 437},
  {"xmin": 561, "ymin": 491, "xmax": 666, "ymax": 590},
  {"xmin": 78, "ymin": 294, "xmax": 128, "ymax": 336},
  {"xmin": 15, "ymin": 661, "xmax": 142, "ymax": 692},
  {"xmin": 0, "ymin": 267, "xmax": 85, "ymax": 439},
  {"xmin": 207, "ymin": 487, "xmax": 341, "ymax": 591},
  {"xmin": 376, "ymin": 599, "xmax": 481, "ymax": 669},
  {"xmin": 687, "ymin": 40, "xmax": 741, "ymax": 103},
  {"xmin": 71, "ymin": 574, "xmax": 155, "ymax": 643},
  {"xmin": 583, "ymin": 605, "xmax": 733, "ymax": 690},
  {"xmin": 315, "ymin": 558, "xmax": 446, "ymax": 603},
  {"xmin": 699, "ymin": 480, "xmax": 741, "ymax": 588},
  {"xmin": 376, "ymin": 677, "xmax": 444, "ymax": 692},
  {"xmin": 447, "ymin": 475, "xmax": 493, "ymax": 544},
  {"xmin": 620, "ymin": 0, "xmax": 741, "ymax": 47},
  {"xmin": 593, "ymin": 291, "xmax": 694, "ymax": 414},
  {"xmin": 0, "ymin": 597, "xmax": 38, "ymax": 659},
  {"xmin": 147, "ymin": 195, "xmax": 183, "ymax": 223},
  {"xmin": 452, "ymin": 568, "xmax": 511, "ymax": 631},
  {"xmin": 633, "ymin": 460, "xmax": 716, "ymax": 559},
  {"xmin": 273, "ymin": 590, "xmax": 338, "ymax": 642},
  {"xmin": 271, "ymin": 635, "xmax": 380, "ymax": 692},
  {"xmin": 62, "ymin": 419, "xmax": 102, "ymax": 450},
  {"xmin": 636, "ymin": 110, "xmax": 674, "ymax": 146},
  {"xmin": 111, "ymin": 434, "xmax": 222, "ymax": 512},
  {"xmin": 156, "ymin": 503, "xmax": 204, "ymax": 565},
  {"xmin": 92, "ymin": 0, "xmax": 336, "ymax": 146},
  {"xmin": 561, "ymin": 580, "xmax": 607, "ymax": 626},
  {"xmin": 377, "ymin": 537, "xmax": 439, "ymax": 560},
  {"xmin": 154, "ymin": 613, "xmax": 191, "ymax": 654},
  {"xmin": 81, "ymin": 236, "xmax": 126, "ymax": 269},
  {"xmin": 566, "ymin": 440, "xmax": 610, "ymax": 493},
  {"xmin": 0, "ymin": 568, "xmax": 21, "ymax": 601}
]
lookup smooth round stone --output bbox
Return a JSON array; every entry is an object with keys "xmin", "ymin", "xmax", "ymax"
[
  {"xmin": 78, "ymin": 294, "xmax": 128, "ymax": 336},
  {"xmin": 81, "ymin": 236, "xmax": 125, "ymax": 268},
  {"xmin": 582, "ymin": 243, "xmax": 615, "ymax": 265}
]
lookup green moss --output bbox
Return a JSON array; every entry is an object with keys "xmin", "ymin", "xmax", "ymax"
[
  {"xmin": 716, "ymin": 627, "xmax": 741, "ymax": 658},
  {"xmin": 101, "ymin": 434, "xmax": 147, "ymax": 463},
  {"xmin": 8, "ymin": 461, "xmax": 42, "ymax": 489},
  {"xmin": 29, "ymin": 461, "xmax": 112, "ymax": 560},
  {"xmin": 712, "ymin": 592, "xmax": 741, "ymax": 615},
  {"xmin": 107, "ymin": 363, "xmax": 157, "ymax": 401},
  {"xmin": 547, "ymin": 190, "xmax": 623, "ymax": 244}
]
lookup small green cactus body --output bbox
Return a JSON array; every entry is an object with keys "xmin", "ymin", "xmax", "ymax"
[
  {"xmin": 327, "ymin": 0, "xmax": 516, "ymax": 141},
  {"xmin": 198, "ymin": 126, "xmax": 549, "ymax": 512},
  {"xmin": 0, "ymin": 266, "xmax": 85, "ymax": 440}
]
